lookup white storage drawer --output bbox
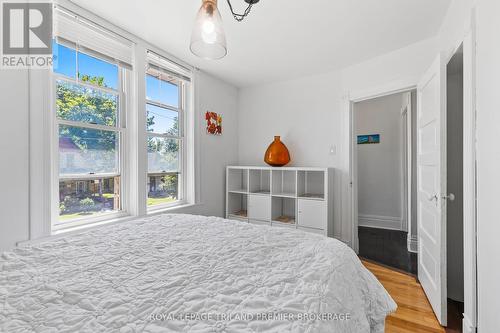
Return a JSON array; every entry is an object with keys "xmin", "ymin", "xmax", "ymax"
[
  {"xmin": 248, "ymin": 195, "xmax": 271, "ymax": 221},
  {"xmin": 297, "ymin": 199, "xmax": 327, "ymax": 230}
]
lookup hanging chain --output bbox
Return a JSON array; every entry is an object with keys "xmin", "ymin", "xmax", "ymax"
[{"xmin": 226, "ymin": 0, "xmax": 254, "ymax": 22}]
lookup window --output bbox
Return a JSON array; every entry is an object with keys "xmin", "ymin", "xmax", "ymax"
[
  {"xmin": 145, "ymin": 61, "xmax": 186, "ymax": 208},
  {"xmin": 53, "ymin": 42, "xmax": 126, "ymax": 224}
]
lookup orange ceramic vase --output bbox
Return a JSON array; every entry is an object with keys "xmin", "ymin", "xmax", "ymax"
[{"xmin": 264, "ymin": 136, "xmax": 291, "ymax": 167}]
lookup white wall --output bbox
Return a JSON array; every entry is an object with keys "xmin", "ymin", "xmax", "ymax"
[
  {"xmin": 0, "ymin": 70, "xmax": 238, "ymax": 251},
  {"xmin": 476, "ymin": 0, "xmax": 500, "ymax": 331},
  {"xmin": 238, "ymin": 37, "xmax": 438, "ymax": 244},
  {"xmin": 355, "ymin": 93, "xmax": 405, "ymax": 230},
  {"xmin": 0, "ymin": 70, "xmax": 30, "ymax": 251},
  {"xmin": 177, "ymin": 72, "xmax": 239, "ymax": 218}
]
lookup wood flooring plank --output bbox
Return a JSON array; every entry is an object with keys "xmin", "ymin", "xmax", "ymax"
[{"xmin": 362, "ymin": 260, "xmax": 446, "ymax": 333}]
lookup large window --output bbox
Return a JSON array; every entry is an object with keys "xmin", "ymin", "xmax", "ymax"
[
  {"xmin": 53, "ymin": 42, "xmax": 126, "ymax": 224},
  {"xmin": 146, "ymin": 62, "xmax": 185, "ymax": 208}
]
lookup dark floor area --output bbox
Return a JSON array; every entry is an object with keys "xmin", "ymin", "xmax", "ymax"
[
  {"xmin": 358, "ymin": 226, "xmax": 417, "ymax": 275},
  {"xmin": 446, "ymin": 298, "xmax": 464, "ymax": 333}
]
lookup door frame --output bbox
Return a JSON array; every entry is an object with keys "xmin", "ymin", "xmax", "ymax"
[
  {"xmin": 441, "ymin": 17, "xmax": 477, "ymax": 333},
  {"xmin": 455, "ymin": 18, "xmax": 477, "ymax": 333},
  {"xmin": 347, "ymin": 80, "xmax": 416, "ymax": 254}
]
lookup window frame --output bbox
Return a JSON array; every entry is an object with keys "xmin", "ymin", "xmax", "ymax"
[
  {"xmin": 51, "ymin": 45, "xmax": 130, "ymax": 230},
  {"xmin": 145, "ymin": 64, "xmax": 188, "ymax": 211}
]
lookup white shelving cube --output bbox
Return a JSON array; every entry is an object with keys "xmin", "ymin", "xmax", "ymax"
[
  {"xmin": 227, "ymin": 168, "xmax": 248, "ymax": 193},
  {"xmin": 249, "ymin": 169, "xmax": 271, "ymax": 195},
  {"xmin": 272, "ymin": 196, "xmax": 296, "ymax": 225},
  {"xmin": 226, "ymin": 166, "xmax": 333, "ymax": 237},
  {"xmin": 227, "ymin": 192, "xmax": 248, "ymax": 221},
  {"xmin": 297, "ymin": 170, "xmax": 325, "ymax": 200},
  {"xmin": 272, "ymin": 169, "xmax": 296, "ymax": 197}
]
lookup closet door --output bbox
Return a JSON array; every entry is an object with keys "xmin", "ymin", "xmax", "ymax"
[{"xmin": 417, "ymin": 52, "xmax": 447, "ymax": 326}]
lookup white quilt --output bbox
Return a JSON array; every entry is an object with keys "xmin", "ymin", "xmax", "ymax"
[{"xmin": 0, "ymin": 214, "xmax": 396, "ymax": 333}]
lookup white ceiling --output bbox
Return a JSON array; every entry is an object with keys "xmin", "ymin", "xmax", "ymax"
[{"xmin": 70, "ymin": 0, "xmax": 451, "ymax": 87}]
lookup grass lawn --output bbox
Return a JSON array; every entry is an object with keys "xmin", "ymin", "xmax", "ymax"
[
  {"xmin": 147, "ymin": 196, "xmax": 176, "ymax": 206},
  {"xmin": 59, "ymin": 196, "xmax": 176, "ymax": 221}
]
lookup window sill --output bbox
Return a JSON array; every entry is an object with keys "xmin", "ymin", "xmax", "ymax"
[
  {"xmin": 147, "ymin": 202, "xmax": 202, "ymax": 216},
  {"xmin": 52, "ymin": 213, "xmax": 134, "ymax": 236},
  {"xmin": 18, "ymin": 214, "xmax": 135, "ymax": 247},
  {"xmin": 17, "ymin": 203, "xmax": 204, "ymax": 248}
]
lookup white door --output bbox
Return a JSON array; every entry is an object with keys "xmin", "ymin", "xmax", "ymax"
[{"xmin": 417, "ymin": 53, "xmax": 447, "ymax": 325}]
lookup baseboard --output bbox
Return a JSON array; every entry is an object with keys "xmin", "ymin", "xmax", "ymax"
[
  {"xmin": 358, "ymin": 214, "xmax": 403, "ymax": 230},
  {"xmin": 407, "ymin": 234, "xmax": 418, "ymax": 253},
  {"xmin": 462, "ymin": 315, "xmax": 475, "ymax": 333}
]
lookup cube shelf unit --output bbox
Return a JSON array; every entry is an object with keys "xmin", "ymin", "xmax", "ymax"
[{"xmin": 226, "ymin": 166, "xmax": 333, "ymax": 236}]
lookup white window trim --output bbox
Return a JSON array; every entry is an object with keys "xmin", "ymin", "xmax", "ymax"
[{"xmin": 28, "ymin": 0, "xmax": 199, "ymax": 239}]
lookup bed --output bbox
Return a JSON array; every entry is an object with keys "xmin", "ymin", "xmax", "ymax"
[{"xmin": 0, "ymin": 214, "xmax": 396, "ymax": 332}]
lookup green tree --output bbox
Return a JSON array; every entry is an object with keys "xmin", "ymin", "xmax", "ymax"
[
  {"xmin": 147, "ymin": 114, "xmax": 179, "ymax": 172},
  {"xmin": 57, "ymin": 75, "xmax": 117, "ymax": 173}
]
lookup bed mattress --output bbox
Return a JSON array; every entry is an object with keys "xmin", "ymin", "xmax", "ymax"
[{"xmin": 0, "ymin": 214, "xmax": 396, "ymax": 332}]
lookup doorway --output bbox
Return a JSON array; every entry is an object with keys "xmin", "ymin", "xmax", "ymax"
[
  {"xmin": 446, "ymin": 44, "xmax": 464, "ymax": 332},
  {"xmin": 353, "ymin": 90, "xmax": 417, "ymax": 274}
]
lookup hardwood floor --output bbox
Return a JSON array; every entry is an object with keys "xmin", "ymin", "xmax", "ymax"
[{"xmin": 362, "ymin": 260, "xmax": 446, "ymax": 333}]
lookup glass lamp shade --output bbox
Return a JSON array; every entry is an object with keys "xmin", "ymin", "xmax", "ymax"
[{"xmin": 190, "ymin": 0, "xmax": 227, "ymax": 60}]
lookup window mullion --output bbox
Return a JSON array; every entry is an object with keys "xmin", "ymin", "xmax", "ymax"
[
  {"xmin": 55, "ymin": 74, "xmax": 120, "ymax": 96},
  {"xmin": 147, "ymin": 132, "xmax": 182, "ymax": 140},
  {"xmin": 57, "ymin": 119, "xmax": 121, "ymax": 132},
  {"xmin": 60, "ymin": 173, "xmax": 121, "ymax": 180},
  {"xmin": 146, "ymin": 100, "xmax": 181, "ymax": 113}
]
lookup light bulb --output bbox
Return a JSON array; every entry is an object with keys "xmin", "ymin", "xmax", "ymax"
[
  {"xmin": 202, "ymin": 20, "xmax": 215, "ymax": 34},
  {"xmin": 201, "ymin": 20, "xmax": 216, "ymax": 44},
  {"xmin": 190, "ymin": 0, "xmax": 227, "ymax": 60}
]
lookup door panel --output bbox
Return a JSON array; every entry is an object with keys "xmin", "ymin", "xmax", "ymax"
[{"xmin": 417, "ymin": 53, "xmax": 447, "ymax": 325}]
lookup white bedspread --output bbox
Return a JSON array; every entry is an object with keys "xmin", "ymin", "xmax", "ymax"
[{"xmin": 0, "ymin": 214, "xmax": 396, "ymax": 332}]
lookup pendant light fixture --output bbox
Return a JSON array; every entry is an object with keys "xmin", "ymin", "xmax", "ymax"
[{"xmin": 190, "ymin": 0, "xmax": 260, "ymax": 60}]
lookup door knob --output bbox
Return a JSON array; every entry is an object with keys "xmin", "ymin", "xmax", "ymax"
[{"xmin": 442, "ymin": 193, "xmax": 456, "ymax": 201}]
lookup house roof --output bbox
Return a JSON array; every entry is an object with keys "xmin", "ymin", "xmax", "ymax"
[{"xmin": 59, "ymin": 137, "xmax": 80, "ymax": 151}]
